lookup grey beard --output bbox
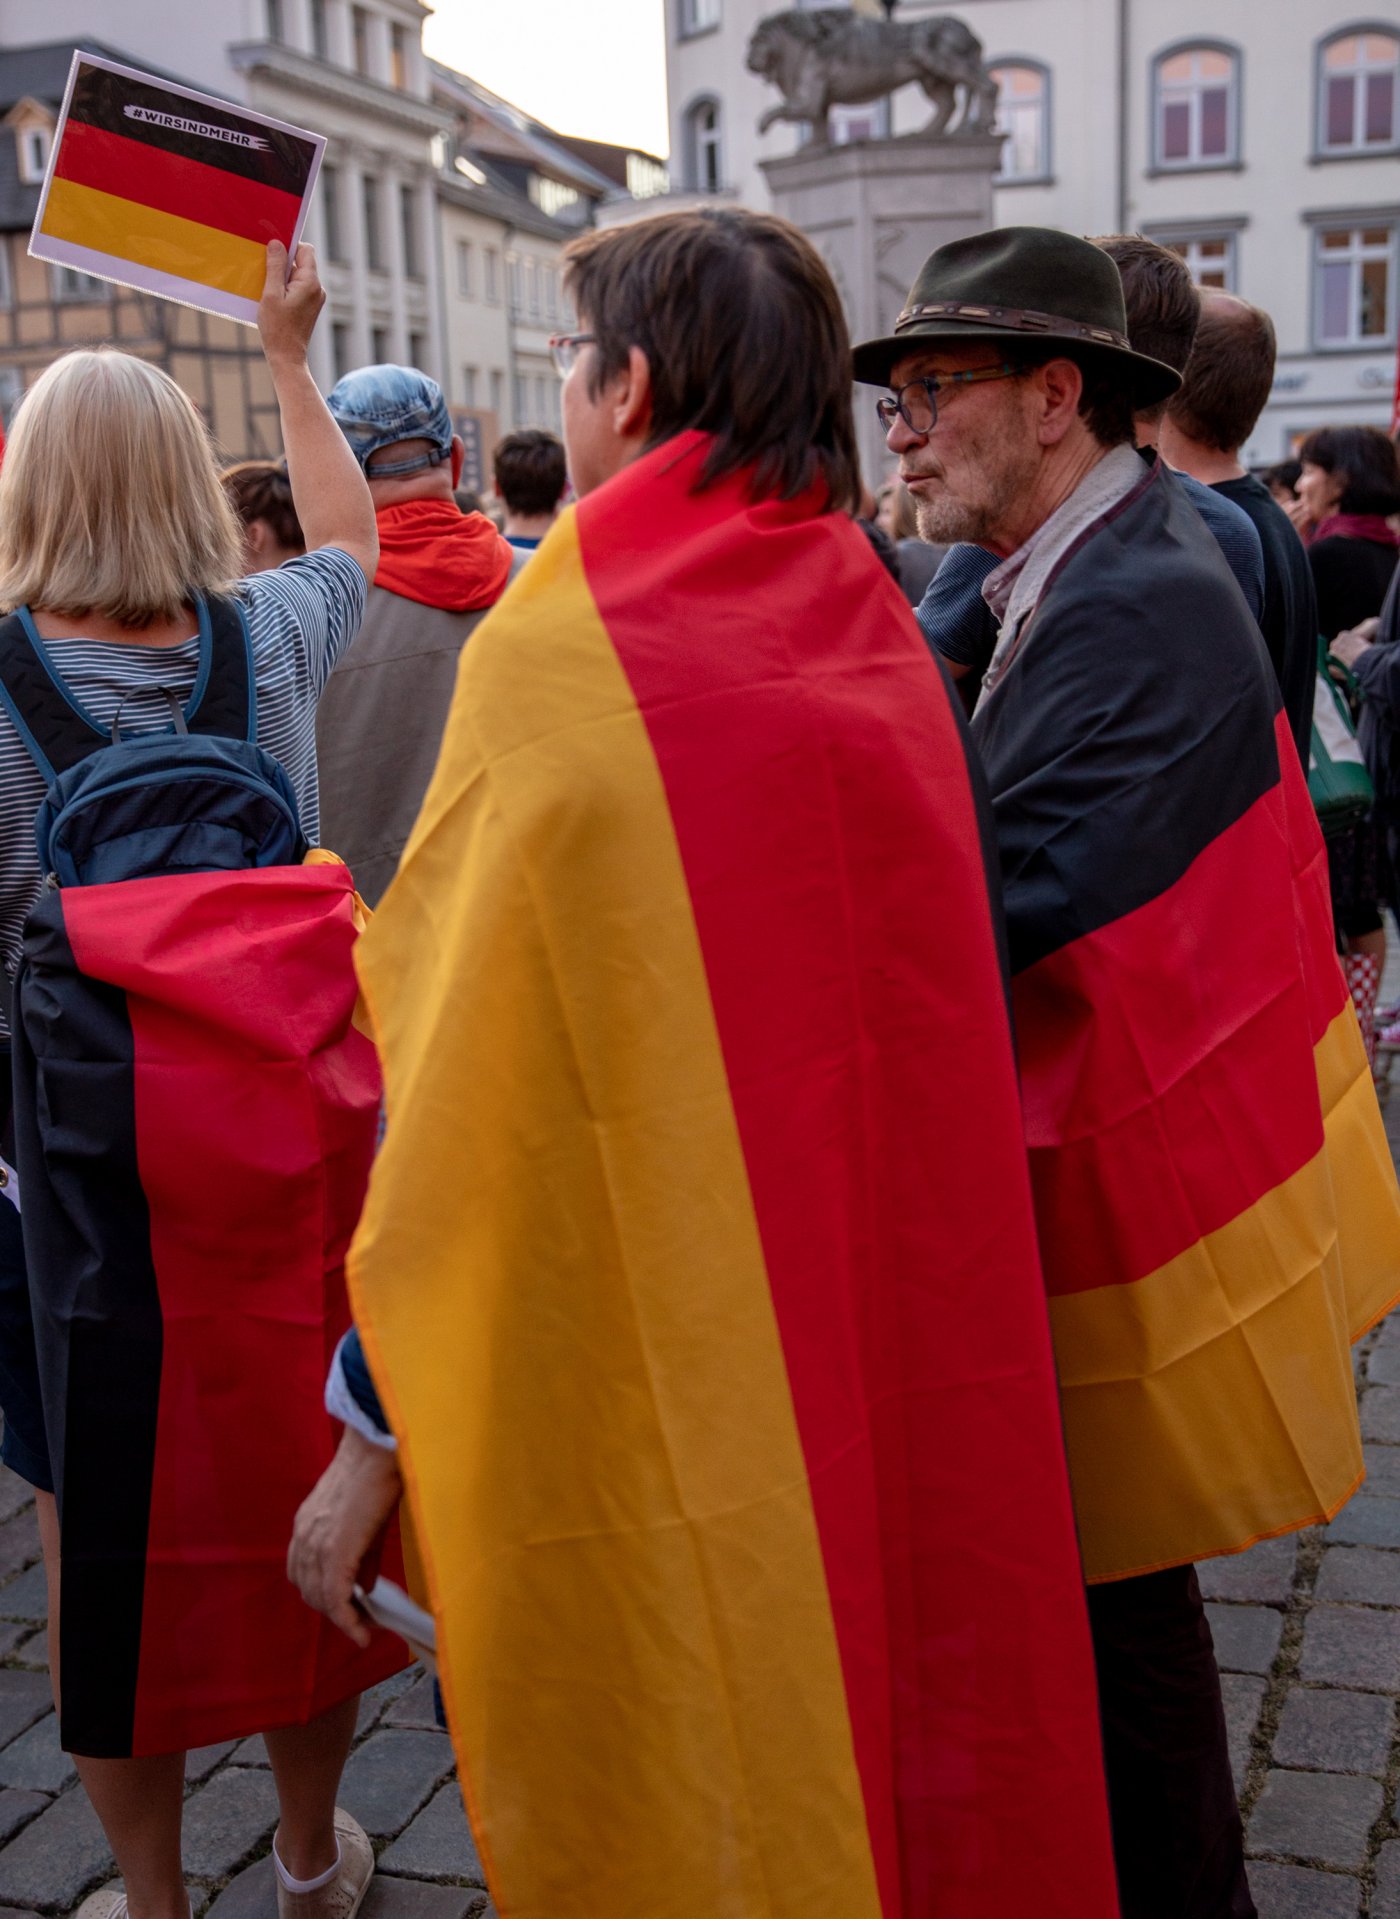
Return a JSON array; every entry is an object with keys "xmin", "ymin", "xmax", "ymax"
[{"xmin": 913, "ymin": 493, "xmax": 997, "ymax": 545}]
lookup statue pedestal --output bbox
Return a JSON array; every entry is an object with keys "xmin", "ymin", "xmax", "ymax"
[{"xmin": 760, "ymin": 131, "xmax": 1002, "ymax": 487}]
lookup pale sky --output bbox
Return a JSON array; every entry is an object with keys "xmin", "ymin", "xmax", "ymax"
[{"xmin": 423, "ymin": 0, "xmax": 671, "ymax": 159}]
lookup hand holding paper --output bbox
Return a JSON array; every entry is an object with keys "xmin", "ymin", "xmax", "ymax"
[{"xmin": 288, "ymin": 1424, "xmax": 404, "ymax": 1649}]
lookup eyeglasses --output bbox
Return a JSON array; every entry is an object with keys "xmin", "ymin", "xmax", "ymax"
[
  {"xmin": 876, "ymin": 363, "xmax": 1021, "ymax": 436},
  {"xmin": 549, "ymin": 332, "xmax": 596, "ymax": 378}
]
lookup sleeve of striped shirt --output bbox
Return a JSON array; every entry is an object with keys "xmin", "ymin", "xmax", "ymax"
[
  {"xmin": 239, "ymin": 547, "xmax": 369, "ymax": 698},
  {"xmin": 916, "ymin": 543, "xmax": 1000, "ymax": 667}
]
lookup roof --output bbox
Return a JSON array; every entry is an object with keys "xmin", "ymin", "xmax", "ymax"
[
  {"xmin": 429, "ymin": 61, "xmax": 622, "ymax": 202},
  {"xmin": 437, "ymin": 166, "xmax": 571, "ymax": 243},
  {"xmin": 548, "ymin": 131, "xmax": 668, "ymax": 189}
]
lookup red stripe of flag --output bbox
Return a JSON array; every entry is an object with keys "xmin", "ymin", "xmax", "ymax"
[
  {"xmin": 1015, "ymin": 769, "xmax": 1329, "ymax": 1298},
  {"xmin": 577, "ymin": 440, "xmax": 1118, "ymax": 1917},
  {"xmin": 54, "ymin": 117, "xmax": 303, "ymax": 249}
]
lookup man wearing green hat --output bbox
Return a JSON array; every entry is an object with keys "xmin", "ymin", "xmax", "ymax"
[{"xmin": 856, "ymin": 225, "xmax": 1400, "ymax": 1917}]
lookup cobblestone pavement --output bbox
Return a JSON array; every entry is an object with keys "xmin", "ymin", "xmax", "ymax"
[
  {"xmin": 7, "ymin": 1116, "xmax": 1400, "ymax": 1913},
  {"xmin": 0, "ymin": 1516, "xmax": 489, "ymax": 1914}
]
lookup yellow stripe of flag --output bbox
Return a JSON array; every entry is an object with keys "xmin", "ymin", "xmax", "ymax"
[
  {"xmin": 41, "ymin": 175, "xmax": 266, "ymax": 301},
  {"xmin": 1054, "ymin": 1005, "xmax": 1399, "ymax": 1582},
  {"xmin": 350, "ymin": 514, "xmax": 883, "ymax": 1919}
]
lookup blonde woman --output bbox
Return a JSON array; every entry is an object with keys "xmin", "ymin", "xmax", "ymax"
[{"xmin": 0, "ymin": 244, "xmax": 382, "ymax": 1919}]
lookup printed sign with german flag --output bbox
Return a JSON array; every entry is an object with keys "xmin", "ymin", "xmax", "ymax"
[{"xmin": 29, "ymin": 53, "xmax": 323, "ymax": 326}]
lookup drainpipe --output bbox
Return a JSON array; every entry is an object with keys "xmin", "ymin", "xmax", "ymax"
[
  {"xmin": 504, "ymin": 220, "xmax": 518, "ymax": 431},
  {"xmin": 1116, "ymin": 0, "xmax": 1129, "ymax": 231}
]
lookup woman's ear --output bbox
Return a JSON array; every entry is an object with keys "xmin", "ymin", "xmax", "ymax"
[{"xmin": 614, "ymin": 345, "xmax": 654, "ymax": 445}]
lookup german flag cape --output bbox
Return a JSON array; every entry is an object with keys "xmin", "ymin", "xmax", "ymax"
[
  {"xmin": 13, "ymin": 862, "xmax": 405, "ymax": 1756},
  {"xmin": 349, "ymin": 433, "xmax": 1119, "ymax": 1919},
  {"xmin": 973, "ymin": 457, "xmax": 1400, "ymax": 1585}
]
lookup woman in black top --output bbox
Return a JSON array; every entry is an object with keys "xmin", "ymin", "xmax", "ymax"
[
  {"xmin": 1300, "ymin": 426, "xmax": 1400, "ymax": 635},
  {"xmin": 1304, "ymin": 425, "xmax": 1400, "ymax": 1067}
]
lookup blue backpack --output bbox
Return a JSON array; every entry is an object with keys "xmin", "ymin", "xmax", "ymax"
[{"xmin": 0, "ymin": 596, "xmax": 304, "ymax": 885}]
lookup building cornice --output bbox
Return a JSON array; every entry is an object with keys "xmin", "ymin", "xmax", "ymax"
[{"xmin": 227, "ymin": 41, "xmax": 452, "ymax": 137}]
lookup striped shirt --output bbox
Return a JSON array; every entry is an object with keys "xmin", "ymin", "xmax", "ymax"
[{"xmin": 0, "ymin": 547, "xmax": 366, "ymax": 1036}]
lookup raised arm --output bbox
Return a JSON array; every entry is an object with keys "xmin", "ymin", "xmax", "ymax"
[{"xmin": 258, "ymin": 239, "xmax": 378, "ymax": 583}]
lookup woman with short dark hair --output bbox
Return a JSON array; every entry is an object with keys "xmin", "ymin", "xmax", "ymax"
[
  {"xmin": 220, "ymin": 459, "xmax": 306, "ymax": 573},
  {"xmin": 1298, "ymin": 424, "xmax": 1400, "ymax": 637}
]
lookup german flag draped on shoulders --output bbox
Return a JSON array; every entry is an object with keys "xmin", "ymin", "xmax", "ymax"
[
  {"xmin": 971, "ymin": 453, "xmax": 1400, "ymax": 1586},
  {"xmin": 347, "ymin": 429, "xmax": 1120, "ymax": 1919}
]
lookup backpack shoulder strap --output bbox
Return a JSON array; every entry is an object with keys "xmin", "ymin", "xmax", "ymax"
[
  {"xmin": 0, "ymin": 609, "xmax": 110, "ymax": 782},
  {"xmin": 185, "ymin": 594, "xmax": 256, "ymax": 744}
]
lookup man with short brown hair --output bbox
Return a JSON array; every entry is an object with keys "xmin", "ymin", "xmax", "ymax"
[
  {"xmin": 292, "ymin": 206, "xmax": 1121, "ymax": 1919},
  {"xmin": 493, "ymin": 427, "xmax": 567, "ymax": 551},
  {"xmin": 857, "ymin": 224, "xmax": 1400, "ymax": 1919},
  {"xmin": 1161, "ymin": 289, "xmax": 1317, "ymax": 761},
  {"xmin": 1093, "ymin": 234, "xmax": 1264, "ymax": 620}
]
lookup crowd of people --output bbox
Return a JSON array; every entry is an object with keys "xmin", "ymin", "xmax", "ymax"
[{"xmin": 0, "ymin": 207, "xmax": 1397, "ymax": 1919}]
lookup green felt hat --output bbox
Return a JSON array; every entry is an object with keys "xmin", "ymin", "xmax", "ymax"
[{"xmin": 852, "ymin": 224, "xmax": 1181, "ymax": 407}]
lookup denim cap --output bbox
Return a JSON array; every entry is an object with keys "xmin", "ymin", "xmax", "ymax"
[{"xmin": 326, "ymin": 364, "xmax": 453, "ymax": 476}]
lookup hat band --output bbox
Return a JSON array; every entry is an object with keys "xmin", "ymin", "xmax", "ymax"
[{"xmin": 894, "ymin": 301, "xmax": 1131, "ymax": 353}]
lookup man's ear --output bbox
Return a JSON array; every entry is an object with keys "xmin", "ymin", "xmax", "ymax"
[
  {"xmin": 1034, "ymin": 357, "xmax": 1086, "ymax": 446},
  {"xmin": 450, "ymin": 435, "xmax": 465, "ymax": 489},
  {"xmin": 246, "ymin": 518, "xmax": 271, "ymax": 558},
  {"xmin": 614, "ymin": 344, "xmax": 653, "ymax": 443}
]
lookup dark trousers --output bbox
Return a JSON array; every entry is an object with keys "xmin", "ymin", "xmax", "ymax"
[{"xmin": 1087, "ymin": 1565, "xmax": 1257, "ymax": 1919}]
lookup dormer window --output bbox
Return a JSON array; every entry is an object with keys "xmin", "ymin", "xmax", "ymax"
[{"xmin": 18, "ymin": 124, "xmax": 50, "ymax": 185}]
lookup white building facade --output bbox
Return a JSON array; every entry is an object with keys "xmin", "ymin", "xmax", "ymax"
[{"xmin": 665, "ymin": 0, "xmax": 1400, "ymax": 460}]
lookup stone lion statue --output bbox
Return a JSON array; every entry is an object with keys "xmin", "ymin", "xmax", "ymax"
[{"xmin": 746, "ymin": 6, "xmax": 998, "ymax": 140}]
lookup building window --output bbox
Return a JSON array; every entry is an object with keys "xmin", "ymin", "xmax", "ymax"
[
  {"xmin": 0, "ymin": 241, "xmax": 12, "ymax": 310},
  {"xmin": 409, "ymin": 330, "xmax": 427, "ymax": 370},
  {"xmin": 484, "ymin": 247, "xmax": 500, "ymax": 303},
  {"xmin": 1163, "ymin": 232, "xmax": 1238, "ymax": 291},
  {"xmin": 331, "ymin": 321, "xmax": 351, "ymax": 380},
  {"xmin": 17, "ymin": 125, "xmax": 49, "ymax": 184},
  {"xmin": 390, "ymin": 22, "xmax": 409, "ymax": 89},
  {"xmin": 1314, "ymin": 223, "xmax": 1396, "ymax": 347},
  {"xmin": 508, "ymin": 253, "xmax": 522, "ymax": 313},
  {"xmin": 989, "ymin": 62, "xmax": 1050, "ymax": 181},
  {"xmin": 371, "ymin": 323, "xmax": 390, "ymax": 363},
  {"xmin": 626, "ymin": 153, "xmax": 669, "ymax": 199},
  {"xmin": 531, "ymin": 175, "xmax": 582, "ymax": 219},
  {"xmin": 829, "ymin": 102, "xmax": 888, "ymax": 145},
  {"xmin": 400, "ymin": 184, "xmax": 420, "ymax": 279},
  {"xmin": 678, "ymin": 0, "xmax": 720, "ymax": 36},
  {"xmin": 1152, "ymin": 44, "xmax": 1240, "ymax": 169},
  {"xmin": 513, "ymin": 372, "xmax": 527, "ymax": 422},
  {"xmin": 310, "ymin": 0, "xmax": 329, "ymax": 60},
  {"xmin": 1318, "ymin": 30, "xmax": 1400, "ymax": 153},
  {"xmin": 363, "ymin": 175, "xmax": 382, "ymax": 270},
  {"xmin": 490, "ymin": 368, "xmax": 504, "ymax": 417},
  {"xmin": 525, "ymin": 257, "xmax": 539, "ymax": 318},
  {"xmin": 462, "ymin": 365, "xmax": 478, "ymax": 406},
  {"xmin": 320, "ymin": 163, "xmax": 343, "ymax": 260},
  {"xmin": 352, "ymin": 6, "xmax": 371, "ymax": 76},
  {"xmin": 456, "ymin": 239, "xmax": 473, "ymax": 297},
  {"xmin": 49, "ymin": 264, "xmax": 107, "ymax": 302},
  {"xmin": 685, "ymin": 99, "xmax": 723, "ymax": 193},
  {"xmin": 266, "ymin": 0, "xmax": 284, "ymax": 42}
]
